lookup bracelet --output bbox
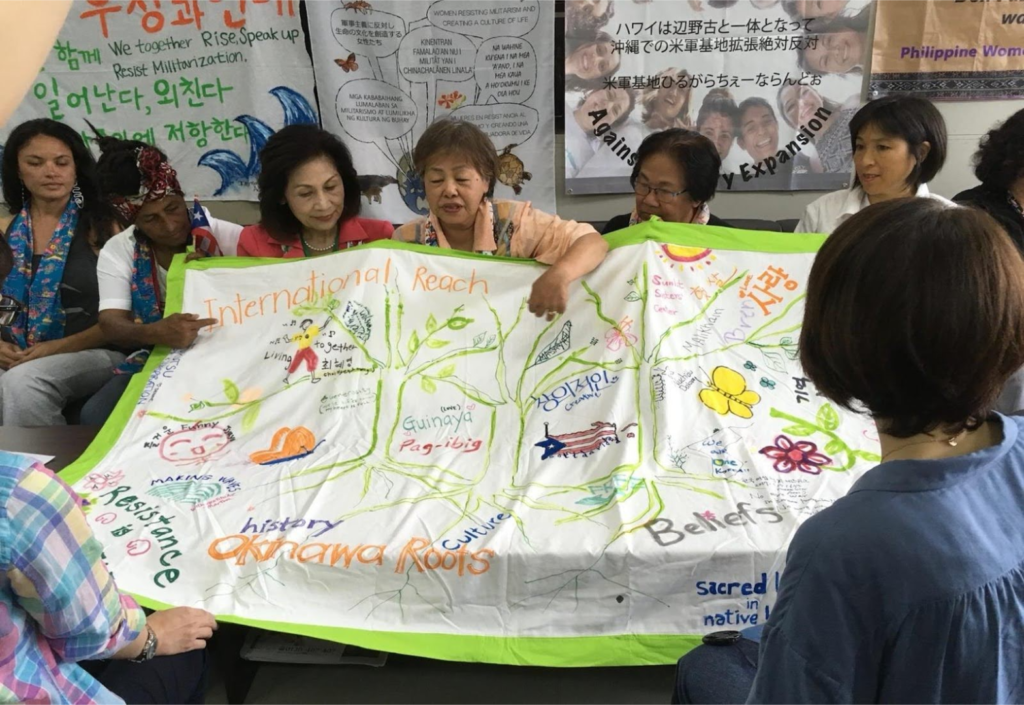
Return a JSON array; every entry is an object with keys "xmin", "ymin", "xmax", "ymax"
[{"xmin": 129, "ymin": 624, "xmax": 158, "ymax": 663}]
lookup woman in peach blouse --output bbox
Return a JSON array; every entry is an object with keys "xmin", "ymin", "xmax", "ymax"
[
  {"xmin": 238, "ymin": 125, "xmax": 392, "ymax": 259},
  {"xmin": 393, "ymin": 119, "xmax": 607, "ymax": 319}
]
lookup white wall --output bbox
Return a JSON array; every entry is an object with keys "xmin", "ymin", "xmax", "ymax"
[{"xmin": 204, "ymin": 101, "xmax": 1023, "ymax": 227}]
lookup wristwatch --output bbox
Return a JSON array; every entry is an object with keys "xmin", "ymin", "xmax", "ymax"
[{"xmin": 130, "ymin": 624, "xmax": 158, "ymax": 663}]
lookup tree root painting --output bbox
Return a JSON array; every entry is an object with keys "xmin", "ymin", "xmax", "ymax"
[{"xmin": 65, "ymin": 225, "xmax": 880, "ymax": 666}]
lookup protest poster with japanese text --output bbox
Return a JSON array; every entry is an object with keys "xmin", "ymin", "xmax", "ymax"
[
  {"xmin": 1, "ymin": 0, "xmax": 318, "ymax": 200},
  {"xmin": 870, "ymin": 0, "xmax": 1024, "ymax": 100},
  {"xmin": 307, "ymin": 0, "xmax": 556, "ymax": 223},
  {"xmin": 565, "ymin": 0, "xmax": 874, "ymax": 195}
]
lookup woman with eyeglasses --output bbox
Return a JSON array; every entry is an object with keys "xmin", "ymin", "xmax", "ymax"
[
  {"xmin": 0, "ymin": 119, "xmax": 124, "ymax": 426},
  {"xmin": 602, "ymin": 129, "xmax": 731, "ymax": 235}
]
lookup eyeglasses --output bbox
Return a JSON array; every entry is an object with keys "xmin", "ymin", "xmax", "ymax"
[
  {"xmin": 633, "ymin": 181, "xmax": 688, "ymax": 202},
  {"xmin": 0, "ymin": 295, "xmax": 24, "ymax": 327}
]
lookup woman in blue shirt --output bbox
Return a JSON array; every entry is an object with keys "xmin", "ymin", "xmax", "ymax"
[{"xmin": 675, "ymin": 197, "xmax": 1024, "ymax": 703}]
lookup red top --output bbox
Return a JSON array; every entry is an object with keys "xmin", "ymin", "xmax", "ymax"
[{"xmin": 236, "ymin": 218, "xmax": 394, "ymax": 258}]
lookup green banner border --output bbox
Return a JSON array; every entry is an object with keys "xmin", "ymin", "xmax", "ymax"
[{"xmin": 61, "ymin": 223, "xmax": 821, "ymax": 666}]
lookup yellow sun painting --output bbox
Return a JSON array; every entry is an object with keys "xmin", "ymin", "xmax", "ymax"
[{"xmin": 657, "ymin": 244, "xmax": 717, "ymax": 272}]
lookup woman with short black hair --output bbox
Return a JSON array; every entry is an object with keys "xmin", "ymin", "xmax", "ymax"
[
  {"xmin": 796, "ymin": 94, "xmax": 952, "ymax": 233},
  {"xmin": 237, "ymin": 124, "xmax": 392, "ymax": 258},
  {"xmin": 604, "ymin": 129, "xmax": 730, "ymax": 234},
  {"xmin": 954, "ymin": 108, "xmax": 1024, "ymax": 253},
  {"xmin": 674, "ymin": 198, "xmax": 1024, "ymax": 703}
]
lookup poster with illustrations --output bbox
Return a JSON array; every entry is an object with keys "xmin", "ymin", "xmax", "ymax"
[
  {"xmin": 65, "ymin": 223, "xmax": 881, "ymax": 665},
  {"xmin": 307, "ymin": 0, "xmax": 556, "ymax": 223},
  {"xmin": 0, "ymin": 0, "xmax": 318, "ymax": 200},
  {"xmin": 564, "ymin": 0, "xmax": 875, "ymax": 195}
]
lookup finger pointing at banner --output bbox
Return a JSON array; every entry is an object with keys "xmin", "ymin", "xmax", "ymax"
[{"xmin": 0, "ymin": 1, "xmax": 71, "ymax": 127}]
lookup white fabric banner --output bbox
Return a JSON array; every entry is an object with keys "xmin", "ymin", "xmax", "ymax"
[
  {"xmin": 307, "ymin": 0, "xmax": 556, "ymax": 223},
  {"xmin": 1, "ymin": 0, "xmax": 318, "ymax": 200},
  {"xmin": 68, "ymin": 226, "xmax": 880, "ymax": 663}
]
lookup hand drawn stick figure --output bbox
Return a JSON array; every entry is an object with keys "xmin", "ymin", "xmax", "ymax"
[{"xmin": 284, "ymin": 316, "xmax": 331, "ymax": 385}]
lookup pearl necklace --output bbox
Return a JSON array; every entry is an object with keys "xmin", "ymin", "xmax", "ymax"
[{"xmin": 301, "ymin": 233, "xmax": 336, "ymax": 252}]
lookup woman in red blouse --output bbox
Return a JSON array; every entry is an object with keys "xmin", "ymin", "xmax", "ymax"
[{"xmin": 237, "ymin": 125, "xmax": 393, "ymax": 258}]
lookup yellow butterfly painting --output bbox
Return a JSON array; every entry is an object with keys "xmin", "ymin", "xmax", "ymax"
[{"xmin": 699, "ymin": 366, "xmax": 761, "ymax": 419}]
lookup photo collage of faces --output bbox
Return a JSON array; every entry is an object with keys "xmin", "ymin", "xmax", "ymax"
[{"xmin": 564, "ymin": 0, "xmax": 875, "ymax": 191}]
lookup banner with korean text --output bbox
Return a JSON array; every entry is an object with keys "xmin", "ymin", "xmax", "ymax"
[{"xmin": 1, "ymin": 0, "xmax": 318, "ymax": 200}]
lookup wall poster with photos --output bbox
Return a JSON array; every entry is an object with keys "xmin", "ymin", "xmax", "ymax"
[{"xmin": 564, "ymin": 0, "xmax": 875, "ymax": 195}]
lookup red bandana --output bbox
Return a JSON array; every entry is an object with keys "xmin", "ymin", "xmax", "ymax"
[{"xmin": 110, "ymin": 146, "xmax": 184, "ymax": 223}]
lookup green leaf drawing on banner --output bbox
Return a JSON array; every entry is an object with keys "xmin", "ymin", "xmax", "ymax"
[
  {"xmin": 624, "ymin": 291, "xmax": 641, "ymax": 302},
  {"xmin": 824, "ymin": 439, "xmax": 843, "ymax": 456},
  {"xmin": 853, "ymin": 449, "xmax": 882, "ymax": 462},
  {"xmin": 448, "ymin": 316, "xmax": 471, "ymax": 330},
  {"xmin": 241, "ymin": 403, "xmax": 261, "ymax": 434},
  {"xmin": 781, "ymin": 424, "xmax": 815, "ymax": 437},
  {"xmin": 408, "ymin": 331, "xmax": 420, "ymax": 354},
  {"xmin": 426, "ymin": 314, "xmax": 438, "ymax": 333},
  {"xmin": 223, "ymin": 379, "xmax": 240, "ymax": 404},
  {"xmin": 472, "ymin": 332, "xmax": 486, "ymax": 347},
  {"xmin": 816, "ymin": 403, "xmax": 840, "ymax": 431},
  {"xmin": 426, "ymin": 338, "xmax": 450, "ymax": 349},
  {"xmin": 437, "ymin": 364, "xmax": 456, "ymax": 379},
  {"xmin": 421, "ymin": 377, "xmax": 437, "ymax": 394}
]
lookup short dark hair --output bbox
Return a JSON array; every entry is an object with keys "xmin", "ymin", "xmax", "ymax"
[
  {"xmin": 257, "ymin": 125, "xmax": 362, "ymax": 243},
  {"xmin": 973, "ymin": 107, "xmax": 1024, "ymax": 192},
  {"xmin": 696, "ymin": 91, "xmax": 740, "ymax": 133},
  {"xmin": 797, "ymin": 22, "xmax": 867, "ymax": 75},
  {"xmin": 631, "ymin": 129, "xmax": 721, "ymax": 204},
  {"xmin": 848, "ymin": 95, "xmax": 947, "ymax": 190},
  {"xmin": 800, "ymin": 198, "xmax": 1024, "ymax": 438},
  {"xmin": 3, "ymin": 118, "xmax": 115, "ymax": 243},
  {"xmin": 736, "ymin": 97, "xmax": 776, "ymax": 142},
  {"xmin": 414, "ymin": 119, "xmax": 498, "ymax": 195}
]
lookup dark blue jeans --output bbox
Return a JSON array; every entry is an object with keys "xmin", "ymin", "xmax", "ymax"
[
  {"xmin": 83, "ymin": 648, "xmax": 208, "ymax": 704},
  {"xmin": 672, "ymin": 638, "xmax": 759, "ymax": 704},
  {"xmin": 80, "ymin": 373, "xmax": 134, "ymax": 427}
]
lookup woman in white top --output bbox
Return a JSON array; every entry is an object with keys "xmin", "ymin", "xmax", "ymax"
[
  {"xmin": 796, "ymin": 95, "xmax": 954, "ymax": 234},
  {"xmin": 81, "ymin": 134, "xmax": 242, "ymax": 425}
]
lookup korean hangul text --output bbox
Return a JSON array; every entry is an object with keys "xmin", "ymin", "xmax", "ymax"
[
  {"xmin": 793, "ymin": 377, "xmax": 810, "ymax": 404},
  {"xmin": 211, "ymin": 117, "xmax": 247, "ymax": 142},
  {"xmin": 210, "ymin": 0, "xmax": 295, "ymax": 29},
  {"xmin": 187, "ymin": 120, "xmax": 212, "ymax": 147},
  {"xmin": 33, "ymin": 77, "xmax": 64, "ymax": 120},
  {"xmin": 178, "ymin": 76, "xmax": 233, "ymax": 107},
  {"xmin": 80, "ymin": 0, "xmax": 123, "ymax": 39},
  {"xmin": 65, "ymin": 86, "xmax": 93, "ymax": 116},
  {"xmin": 92, "ymin": 84, "xmax": 148, "ymax": 115},
  {"xmin": 127, "ymin": 0, "xmax": 166, "ymax": 33},
  {"xmin": 170, "ymin": 0, "xmax": 204, "ymax": 28},
  {"xmin": 82, "ymin": 126, "xmax": 156, "ymax": 148},
  {"xmin": 154, "ymin": 78, "xmax": 179, "ymax": 108},
  {"xmin": 741, "ymin": 266, "xmax": 798, "ymax": 316},
  {"xmin": 54, "ymin": 41, "xmax": 102, "ymax": 71}
]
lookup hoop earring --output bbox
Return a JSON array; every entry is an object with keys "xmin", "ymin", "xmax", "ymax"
[{"xmin": 71, "ymin": 182, "xmax": 84, "ymax": 208}]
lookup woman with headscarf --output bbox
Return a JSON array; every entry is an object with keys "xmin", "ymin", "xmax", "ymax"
[{"xmin": 80, "ymin": 134, "xmax": 242, "ymax": 425}]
